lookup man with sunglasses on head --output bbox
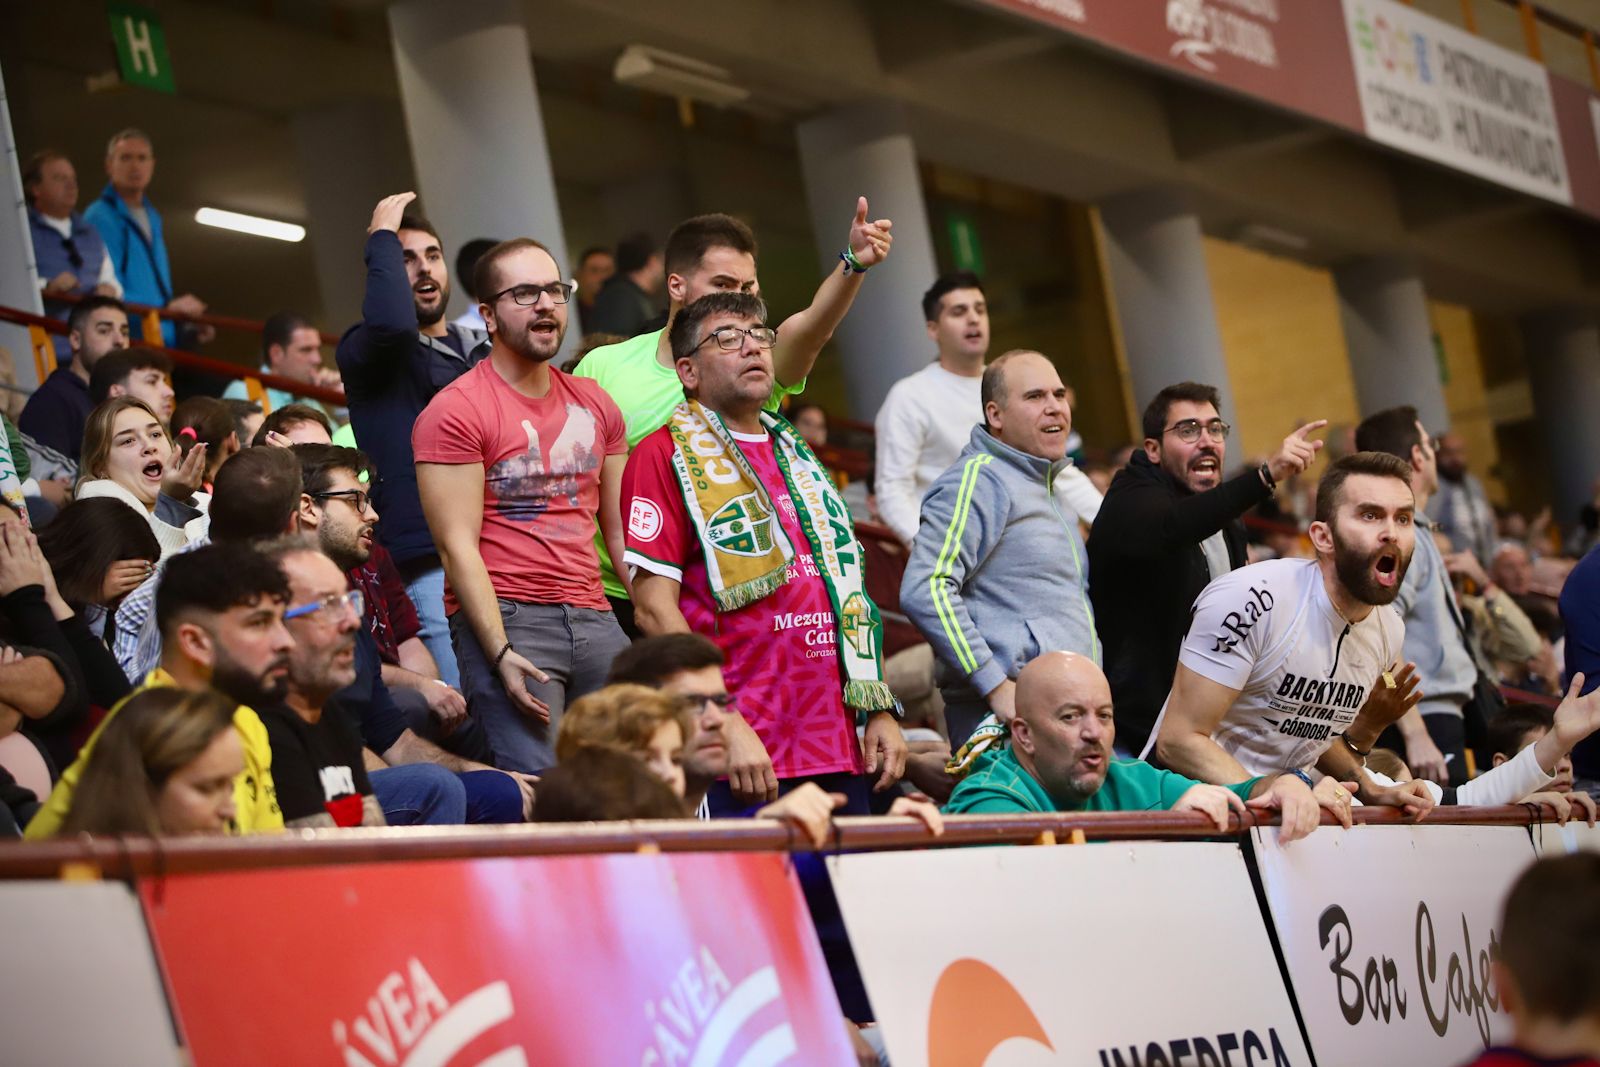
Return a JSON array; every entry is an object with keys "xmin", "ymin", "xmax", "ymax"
[
  {"xmin": 1087, "ymin": 383, "xmax": 1326, "ymax": 758},
  {"xmin": 414, "ymin": 238, "xmax": 630, "ymax": 776}
]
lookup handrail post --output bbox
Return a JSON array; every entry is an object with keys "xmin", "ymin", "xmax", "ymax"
[
  {"xmin": 1460, "ymin": 0, "xmax": 1478, "ymax": 34},
  {"xmin": 141, "ymin": 308, "xmax": 164, "ymax": 345},
  {"xmin": 1519, "ymin": 0, "xmax": 1543, "ymax": 61},
  {"xmin": 1586, "ymin": 30, "xmax": 1600, "ymax": 91}
]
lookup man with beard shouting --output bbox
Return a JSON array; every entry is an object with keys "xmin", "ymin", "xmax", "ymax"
[
  {"xmin": 27, "ymin": 541, "xmax": 294, "ymax": 836},
  {"xmin": 337, "ymin": 192, "xmax": 487, "ymax": 692},
  {"xmin": 1149, "ymin": 452, "xmax": 1435, "ymax": 820},
  {"xmin": 414, "ymin": 238, "xmax": 630, "ymax": 774}
]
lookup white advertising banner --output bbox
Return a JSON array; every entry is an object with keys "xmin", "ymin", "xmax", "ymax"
[
  {"xmin": 1253, "ymin": 824, "xmax": 1536, "ymax": 1067},
  {"xmin": 830, "ymin": 842, "xmax": 1310, "ymax": 1067},
  {"xmin": 0, "ymin": 881, "xmax": 182, "ymax": 1066},
  {"xmin": 1533, "ymin": 818, "xmax": 1600, "ymax": 856},
  {"xmin": 1342, "ymin": 0, "xmax": 1571, "ymax": 203}
]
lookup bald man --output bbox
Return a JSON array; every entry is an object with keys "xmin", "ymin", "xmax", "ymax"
[
  {"xmin": 901, "ymin": 351, "xmax": 1100, "ymax": 752},
  {"xmin": 944, "ymin": 652, "xmax": 1341, "ymax": 841}
]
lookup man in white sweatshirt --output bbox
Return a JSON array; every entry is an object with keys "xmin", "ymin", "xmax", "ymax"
[{"xmin": 874, "ymin": 272, "xmax": 1101, "ymax": 545}]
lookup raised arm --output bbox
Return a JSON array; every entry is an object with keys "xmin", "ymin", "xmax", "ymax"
[
  {"xmin": 771, "ymin": 197, "xmax": 892, "ymax": 388},
  {"xmin": 337, "ymin": 193, "xmax": 423, "ymax": 384},
  {"xmin": 1152, "ymin": 664, "xmax": 1253, "ymax": 784},
  {"xmin": 417, "ymin": 461, "xmax": 550, "ymax": 720}
]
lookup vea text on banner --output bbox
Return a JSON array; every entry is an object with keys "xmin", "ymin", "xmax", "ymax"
[
  {"xmin": 1253, "ymin": 824, "xmax": 1536, "ymax": 1067},
  {"xmin": 0, "ymin": 881, "xmax": 182, "ymax": 1067},
  {"xmin": 1532, "ymin": 818, "xmax": 1600, "ymax": 856},
  {"xmin": 139, "ymin": 852, "xmax": 855, "ymax": 1067},
  {"xmin": 830, "ymin": 841, "xmax": 1309, "ymax": 1067},
  {"xmin": 1342, "ymin": 0, "xmax": 1571, "ymax": 204}
]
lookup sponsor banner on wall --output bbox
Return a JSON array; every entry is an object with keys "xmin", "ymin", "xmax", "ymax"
[
  {"xmin": 0, "ymin": 881, "xmax": 182, "ymax": 1066},
  {"xmin": 1342, "ymin": 0, "xmax": 1572, "ymax": 204},
  {"xmin": 1254, "ymin": 824, "xmax": 1536, "ymax": 1067},
  {"xmin": 976, "ymin": 0, "xmax": 1366, "ymax": 131},
  {"xmin": 140, "ymin": 853, "xmax": 854, "ymax": 1067},
  {"xmin": 830, "ymin": 842, "xmax": 1310, "ymax": 1067},
  {"xmin": 1532, "ymin": 817, "xmax": 1600, "ymax": 856}
]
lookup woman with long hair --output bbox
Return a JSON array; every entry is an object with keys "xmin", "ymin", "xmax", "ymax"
[
  {"xmin": 56, "ymin": 687, "xmax": 242, "ymax": 836},
  {"xmin": 36, "ymin": 497, "xmax": 161, "ymax": 624},
  {"xmin": 170, "ymin": 395, "xmax": 239, "ymax": 495},
  {"xmin": 75, "ymin": 397, "xmax": 205, "ymax": 558}
]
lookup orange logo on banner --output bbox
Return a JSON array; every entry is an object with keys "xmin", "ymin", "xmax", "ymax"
[{"xmin": 927, "ymin": 958, "xmax": 1053, "ymax": 1067}]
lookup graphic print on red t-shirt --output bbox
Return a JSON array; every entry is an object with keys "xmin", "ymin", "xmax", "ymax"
[
  {"xmin": 623, "ymin": 425, "xmax": 863, "ymax": 779},
  {"xmin": 412, "ymin": 361, "xmax": 626, "ymax": 612}
]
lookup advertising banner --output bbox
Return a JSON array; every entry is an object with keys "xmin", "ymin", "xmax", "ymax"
[
  {"xmin": 140, "ymin": 852, "xmax": 855, "ymax": 1067},
  {"xmin": 830, "ymin": 841, "xmax": 1310, "ymax": 1067},
  {"xmin": 0, "ymin": 881, "xmax": 182, "ymax": 1067},
  {"xmin": 1532, "ymin": 817, "xmax": 1600, "ymax": 856},
  {"xmin": 977, "ymin": 0, "xmax": 1365, "ymax": 132},
  {"xmin": 1342, "ymin": 0, "xmax": 1572, "ymax": 204},
  {"xmin": 1253, "ymin": 824, "xmax": 1536, "ymax": 1067}
]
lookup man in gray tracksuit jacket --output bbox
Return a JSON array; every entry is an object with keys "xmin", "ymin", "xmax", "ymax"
[{"xmin": 900, "ymin": 350, "xmax": 1099, "ymax": 749}]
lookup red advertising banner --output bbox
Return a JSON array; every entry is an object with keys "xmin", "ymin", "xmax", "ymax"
[
  {"xmin": 139, "ymin": 852, "xmax": 855, "ymax": 1067},
  {"xmin": 976, "ymin": 0, "xmax": 1366, "ymax": 132}
]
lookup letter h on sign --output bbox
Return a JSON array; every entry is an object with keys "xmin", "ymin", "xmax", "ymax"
[{"xmin": 108, "ymin": 3, "xmax": 176, "ymax": 94}]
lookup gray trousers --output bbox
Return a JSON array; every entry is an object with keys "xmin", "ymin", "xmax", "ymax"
[{"xmin": 451, "ymin": 601, "xmax": 630, "ymax": 773}]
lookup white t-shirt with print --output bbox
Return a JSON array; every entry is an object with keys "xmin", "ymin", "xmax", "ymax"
[{"xmin": 1141, "ymin": 557, "xmax": 1406, "ymax": 777}]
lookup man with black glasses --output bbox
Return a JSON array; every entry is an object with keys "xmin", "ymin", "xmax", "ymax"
[
  {"xmin": 414, "ymin": 238, "xmax": 630, "ymax": 775},
  {"xmin": 1088, "ymin": 382, "xmax": 1325, "ymax": 757}
]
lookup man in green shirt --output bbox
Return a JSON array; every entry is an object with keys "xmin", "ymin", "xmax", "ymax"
[
  {"xmin": 575, "ymin": 200, "xmax": 894, "ymax": 626},
  {"xmin": 946, "ymin": 652, "xmax": 1350, "ymax": 842}
]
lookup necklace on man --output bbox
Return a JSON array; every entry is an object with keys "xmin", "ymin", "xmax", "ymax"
[{"xmin": 1332, "ymin": 597, "xmax": 1397, "ymax": 689}]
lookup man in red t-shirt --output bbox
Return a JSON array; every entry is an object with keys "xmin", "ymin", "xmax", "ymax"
[
  {"xmin": 414, "ymin": 238, "xmax": 630, "ymax": 772},
  {"xmin": 1454, "ymin": 853, "xmax": 1600, "ymax": 1067},
  {"xmin": 622, "ymin": 291, "xmax": 906, "ymax": 815}
]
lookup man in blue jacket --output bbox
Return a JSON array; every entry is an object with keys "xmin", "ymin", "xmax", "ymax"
[
  {"xmin": 83, "ymin": 129, "xmax": 210, "ymax": 348},
  {"xmin": 334, "ymin": 192, "xmax": 486, "ymax": 689},
  {"xmin": 900, "ymin": 349, "xmax": 1099, "ymax": 750}
]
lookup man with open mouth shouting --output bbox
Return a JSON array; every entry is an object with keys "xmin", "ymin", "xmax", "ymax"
[
  {"xmin": 1147, "ymin": 451, "xmax": 1437, "ymax": 828},
  {"xmin": 336, "ymin": 192, "xmax": 487, "ymax": 694},
  {"xmin": 1089, "ymin": 381, "xmax": 1326, "ymax": 759}
]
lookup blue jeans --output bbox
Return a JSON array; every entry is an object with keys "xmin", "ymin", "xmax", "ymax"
[
  {"xmin": 403, "ymin": 565, "xmax": 461, "ymax": 690},
  {"xmin": 370, "ymin": 764, "xmax": 466, "ymax": 825}
]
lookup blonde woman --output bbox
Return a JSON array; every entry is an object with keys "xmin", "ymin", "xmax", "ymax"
[{"xmin": 76, "ymin": 397, "xmax": 206, "ymax": 557}]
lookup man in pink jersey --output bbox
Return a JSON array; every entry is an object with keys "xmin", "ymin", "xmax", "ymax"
[
  {"xmin": 623, "ymin": 292, "xmax": 907, "ymax": 815},
  {"xmin": 414, "ymin": 238, "xmax": 631, "ymax": 773}
]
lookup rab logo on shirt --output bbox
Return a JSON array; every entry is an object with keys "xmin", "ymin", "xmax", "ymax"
[
  {"xmin": 629, "ymin": 498, "xmax": 664, "ymax": 543},
  {"xmin": 331, "ymin": 957, "xmax": 524, "ymax": 1067},
  {"xmin": 708, "ymin": 492, "xmax": 776, "ymax": 557},
  {"xmin": 640, "ymin": 948, "xmax": 795, "ymax": 1067},
  {"xmin": 1211, "ymin": 583, "xmax": 1275, "ymax": 654}
]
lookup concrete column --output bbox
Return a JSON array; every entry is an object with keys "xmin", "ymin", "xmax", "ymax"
[
  {"xmin": 292, "ymin": 99, "xmax": 415, "ymax": 331},
  {"xmin": 388, "ymin": 0, "xmax": 573, "ymax": 348},
  {"xmin": 796, "ymin": 101, "xmax": 940, "ymax": 421},
  {"xmin": 1521, "ymin": 308, "xmax": 1600, "ymax": 524},
  {"xmin": 0, "ymin": 60, "xmax": 43, "ymax": 396},
  {"xmin": 1097, "ymin": 188, "xmax": 1237, "ymax": 439},
  {"xmin": 1334, "ymin": 257, "xmax": 1449, "ymax": 432}
]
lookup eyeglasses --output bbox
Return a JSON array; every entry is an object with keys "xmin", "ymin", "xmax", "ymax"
[
  {"xmin": 312, "ymin": 489, "xmax": 373, "ymax": 516},
  {"xmin": 1163, "ymin": 418, "xmax": 1232, "ymax": 443},
  {"xmin": 691, "ymin": 326, "xmax": 778, "ymax": 354},
  {"xmin": 677, "ymin": 692, "xmax": 735, "ymax": 713},
  {"xmin": 284, "ymin": 588, "xmax": 364, "ymax": 623},
  {"xmin": 490, "ymin": 281, "xmax": 576, "ymax": 306}
]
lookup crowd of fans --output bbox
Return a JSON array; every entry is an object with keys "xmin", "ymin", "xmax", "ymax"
[{"xmin": 5, "ymin": 123, "xmax": 1600, "ymax": 1064}]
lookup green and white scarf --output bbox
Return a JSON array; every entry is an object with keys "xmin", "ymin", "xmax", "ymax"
[{"xmin": 665, "ymin": 400, "xmax": 895, "ymax": 713}]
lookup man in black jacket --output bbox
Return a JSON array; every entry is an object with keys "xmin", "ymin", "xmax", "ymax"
[
  {"xmin": 335, "ymin": 192, "xmax": 485, "ymax": 691},
  {"xmin": 1088, "ymin": 382, "xmax": 1324, "ymax": 757}
]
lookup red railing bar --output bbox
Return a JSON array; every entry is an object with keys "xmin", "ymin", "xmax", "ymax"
[
  {"xmin": 0, "ymin": 303, "xmax": 347, "ymax": 407},
  {"xmin": 46, "ymin": 289, "xmax": 341, "ymax": 347},
  {"xmin": 0, "ymin": 806, "xmax": 1567, "ymax": 880}
]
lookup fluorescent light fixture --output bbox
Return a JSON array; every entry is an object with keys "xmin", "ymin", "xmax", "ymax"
[
  {"xmin": 614, "ymin": 44, "xmax": 749, "ymax": 107},
  {"xmin": 194, "ymin": 207, "xmax": 305, "ymax": 242}
]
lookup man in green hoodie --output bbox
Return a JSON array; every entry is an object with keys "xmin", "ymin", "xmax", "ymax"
[{"xmin": 946, "ymin": 651, "xmax": 1347, "ymax": 842}]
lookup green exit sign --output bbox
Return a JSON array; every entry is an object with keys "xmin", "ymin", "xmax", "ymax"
[
  {"xmin": 946, "ymin": 212, "xmax": 985, "ymax": 275},
  {"xmin": 108, "ymin": 3, "xmax": 175, "ymax": 95}
]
